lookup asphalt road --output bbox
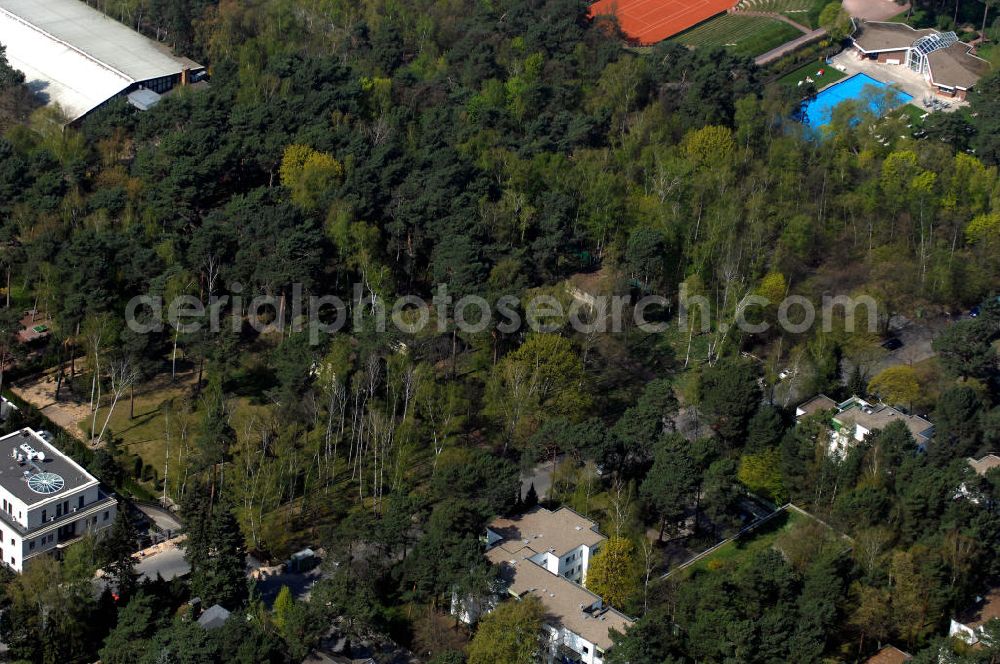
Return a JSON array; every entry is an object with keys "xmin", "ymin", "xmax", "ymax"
[
  {"xmin": 521, "ymin": 456, "xmax": 558, "ymax": 501},
  {"xmin": 135, "ymin": 546, "xmax": 190, "ymax": 582}
]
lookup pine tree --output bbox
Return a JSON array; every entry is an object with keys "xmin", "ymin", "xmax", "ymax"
[
  {"xmin": 186, "ymin": 498, "xmax": 247, "ymax": 609},
  {"xmin": 523, "ymin": 483, "xmax": 538, "ymax": 509},
  {"xmin": 100, "ymin": 511, "xmax": 139, "ymax": 599}
]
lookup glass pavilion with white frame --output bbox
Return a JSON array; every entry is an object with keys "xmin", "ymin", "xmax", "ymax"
[{"xmin": 907, "ymin": 31, "xmax": 960, "ymax": 75}]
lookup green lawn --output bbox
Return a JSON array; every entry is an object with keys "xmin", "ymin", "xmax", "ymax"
[
  {"xmin": 733, "ymin": 0, "xmax": 829, "ymax": 28},
  {"xmin": 777, "ymin": 61, "xmax": 846, "ymax": 87},
  {"xmin": 977, "ymin": 43, "xmax": 1000, "ymax": 67},
  {"xmin": 895, "ymin": 103, "xmax": 927, "ymax": 124},
  {"xmin": 681, "ymin": 508, "xmax": 803, "ymax": 577},
  {"xmin": 885, "ymin": 11, "xmax": 912, "ymax": 23},
  {"xmin": 671, "ymin": 14, "xmax": 802, "ymax": 58},
  {"xmin": 80, "ymin": 371, "xmax": 273, "ymax": 491}
]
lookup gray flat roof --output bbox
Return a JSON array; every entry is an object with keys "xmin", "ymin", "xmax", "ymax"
[
  {"xmin": 851, "ymin": 20, "xmax": 935, "ymax": 53},
  {"xmin": 927, "ymin": 42, "xmax": 991, "ymax": 89},
  {"xmin": 0, "ymin": 0, "xmax": 201, "ymax": 120},
  {"xmin": 0, "ymin": 429, "xmax": 95, "ymax": 506}
]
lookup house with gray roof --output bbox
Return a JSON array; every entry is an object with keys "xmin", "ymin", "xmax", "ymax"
[{"xmin": 849, "ymin": 19, "xmax": 990, "ymax": 99}]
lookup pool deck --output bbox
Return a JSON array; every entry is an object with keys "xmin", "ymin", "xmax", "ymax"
[
  {"xmin": 830, "ymin": 50, "xmax": 967, "ymax": 111},
  {"xmin": 800, "ymin": 72, "xmax": 912, "ymax": 128}
]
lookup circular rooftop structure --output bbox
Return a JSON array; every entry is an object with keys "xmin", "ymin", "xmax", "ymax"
[{"xmin": 27, "ymin": 472, "xmax": 64, "ymax": 495}]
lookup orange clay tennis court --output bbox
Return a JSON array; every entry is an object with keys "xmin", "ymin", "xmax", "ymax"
[{"xmin": 589, "ymin": 0, "xmax": 739, "ymax": 45}]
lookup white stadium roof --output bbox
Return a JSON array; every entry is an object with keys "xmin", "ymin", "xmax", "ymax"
[{"xmin": 0, "ymin": 0, "xmax": 201, "ymax": 121}]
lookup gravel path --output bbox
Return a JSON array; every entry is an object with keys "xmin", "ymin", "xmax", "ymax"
[{"xmin": 755, "ymin": 28, "xmax": 827, "ymax": 65}]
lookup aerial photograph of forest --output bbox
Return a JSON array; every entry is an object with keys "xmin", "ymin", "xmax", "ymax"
[{"xmin": 0, "ymin": 0, "xmax": 999, "ymax": 662}]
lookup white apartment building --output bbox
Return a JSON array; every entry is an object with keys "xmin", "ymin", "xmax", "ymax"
[
  {"xmin": 477, "ymin": 507, "xmax": 634, "ymax": 664},
  {"xmin": 485, "ymin": 507, "xmax": 601, "ymax": 585},
  {"xmin": 0, "ymin": 428, "xmax": 117, "ymax": 571}
]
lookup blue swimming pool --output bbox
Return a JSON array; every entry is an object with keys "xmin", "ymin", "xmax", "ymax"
[{"xmin": 798, "ymin": 73, "xmax": 913, "ymax": 129}]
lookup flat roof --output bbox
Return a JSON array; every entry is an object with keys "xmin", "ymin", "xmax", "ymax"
[
  {"xmin": 968, "ymin": 454, "xmax": 1000, "ymax": 476},
  {"xmin": 0, "ymin": 0, "xmax": 201, "ymax": 120},
  {"xmin": 796, "ymin": 395, "xmax": 838, "ymax": 418},
  {"xmin": 865, "ymin": 645, "xmax": 912, "ymax": 663},
  {"xmin": 927, "ymin": 42, "xmax": 991, "ymax": 89},
  {"xmin": 0, "ymin": 429, "xmax": 96, "ymax": 506},
  {"xmin": 851, "ymin": 20, "xmax": 935, "ymax": 53},
  {"xmin": 834, "ymin": 402, "xmax": 933, "ymax": 444},
  {"xmin": 488, "ymin": 507, "xmax": 605, "ymax": 557},
  {"xmin": 486, "ymin": 543, "xmax": 633, "ymax": 649}
]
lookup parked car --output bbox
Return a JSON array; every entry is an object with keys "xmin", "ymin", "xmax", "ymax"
[{"xmin": 881, "ymin": 337, "xmax": 903, "ymax": 351}]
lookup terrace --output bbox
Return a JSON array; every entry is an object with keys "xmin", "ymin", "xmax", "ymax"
[{"xmin": 830, "ymin": 49, "xmax": 968, "ymax": 110}]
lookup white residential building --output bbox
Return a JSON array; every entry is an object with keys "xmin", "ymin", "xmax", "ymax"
[
  {"xmin": 474, "ymin": 507, "xmax": 634, "ymax": 664},
  {"xmin": 796, "ymin": 395, "xmax": 933, "ymax": 457},
  {"xmin": 0, "ymin": 428, "xmax": 117, "ymax": 571},
  {"xmin": 485, "ymin": 506, "xmax": 602, "ymax": 585},
  {"xmin": 849, "ymin": 20, "xmax": 991, "ymax": 100}
]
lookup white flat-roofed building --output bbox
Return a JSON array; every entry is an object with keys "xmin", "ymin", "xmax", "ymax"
[
  {"xmin": 0, "ymin": 428, "xmax": 117, "ymax": 571},
  {"xmin": 467, "ymin": 507, "xmax": 634, "ymax": 664},
  {"xmin": 0, "ymin": 0, "xmax": 203, "ymax": 122},
  {"xmin": 796, "ymin": 394, "xmax": 933, "ymax": 457},
  {"xmin": 486, "ymin": 506, "xmax": 605, "ymax": 585}
]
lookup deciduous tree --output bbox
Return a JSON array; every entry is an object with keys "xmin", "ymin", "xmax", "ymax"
[
  {"xmin": 467, "ymin": 596, "xmax": 544, "ymax": 664},
  {"xmin": 586, "ymin": 536, "xmax": 639, "ymax": 610}
]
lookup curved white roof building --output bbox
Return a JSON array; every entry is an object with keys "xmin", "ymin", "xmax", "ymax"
[{"xmin": 0, "ymin": 0, "xmax": 202, "ymax": 122}]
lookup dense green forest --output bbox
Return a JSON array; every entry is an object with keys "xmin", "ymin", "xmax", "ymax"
[{"xmin": 1, "ymin": 0, "xmax": 1000, "ymax": 662}]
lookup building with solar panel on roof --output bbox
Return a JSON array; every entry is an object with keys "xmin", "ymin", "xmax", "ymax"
[
  {"xmin": 850, "ymin": 20, "xmax": 991, "ymax": 100},
  {"xmin": 0, "ymin": 428, "xmax": 117, "ymax": 571}
]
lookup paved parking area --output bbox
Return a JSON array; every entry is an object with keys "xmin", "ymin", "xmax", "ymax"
[
  {"xmin": 843, "ymin": 0, "xmax": 910, "ymax": 21},
  {"xmin": 135, "ymin": 543, "xmax": 190, "ymax": 582}
]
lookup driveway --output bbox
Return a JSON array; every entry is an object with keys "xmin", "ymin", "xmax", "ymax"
[
  {"xmin": 521, "ymin": 457, "xmax": 559, "ymax": 501},
  {"xmin": 135, "ymin": 543, "xmax": 190, "ymax": 582},
  {"xmin": 94, "ymin": 538, "xmax": 191, "ymax": 596},
  {"xmin": 874, "ymin": 313, "xmax": 950, "ymax": 371},
  {"xmin": 843, "ymin": 0, "xmax": 909, "ymax": 21},
  {"xmin": 254, "ymin": 566, "xmax": 324, "ymax": 607},
  {"xmin": 840, "ymin": 313, "xmax": 952, "ymax": 385}
]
